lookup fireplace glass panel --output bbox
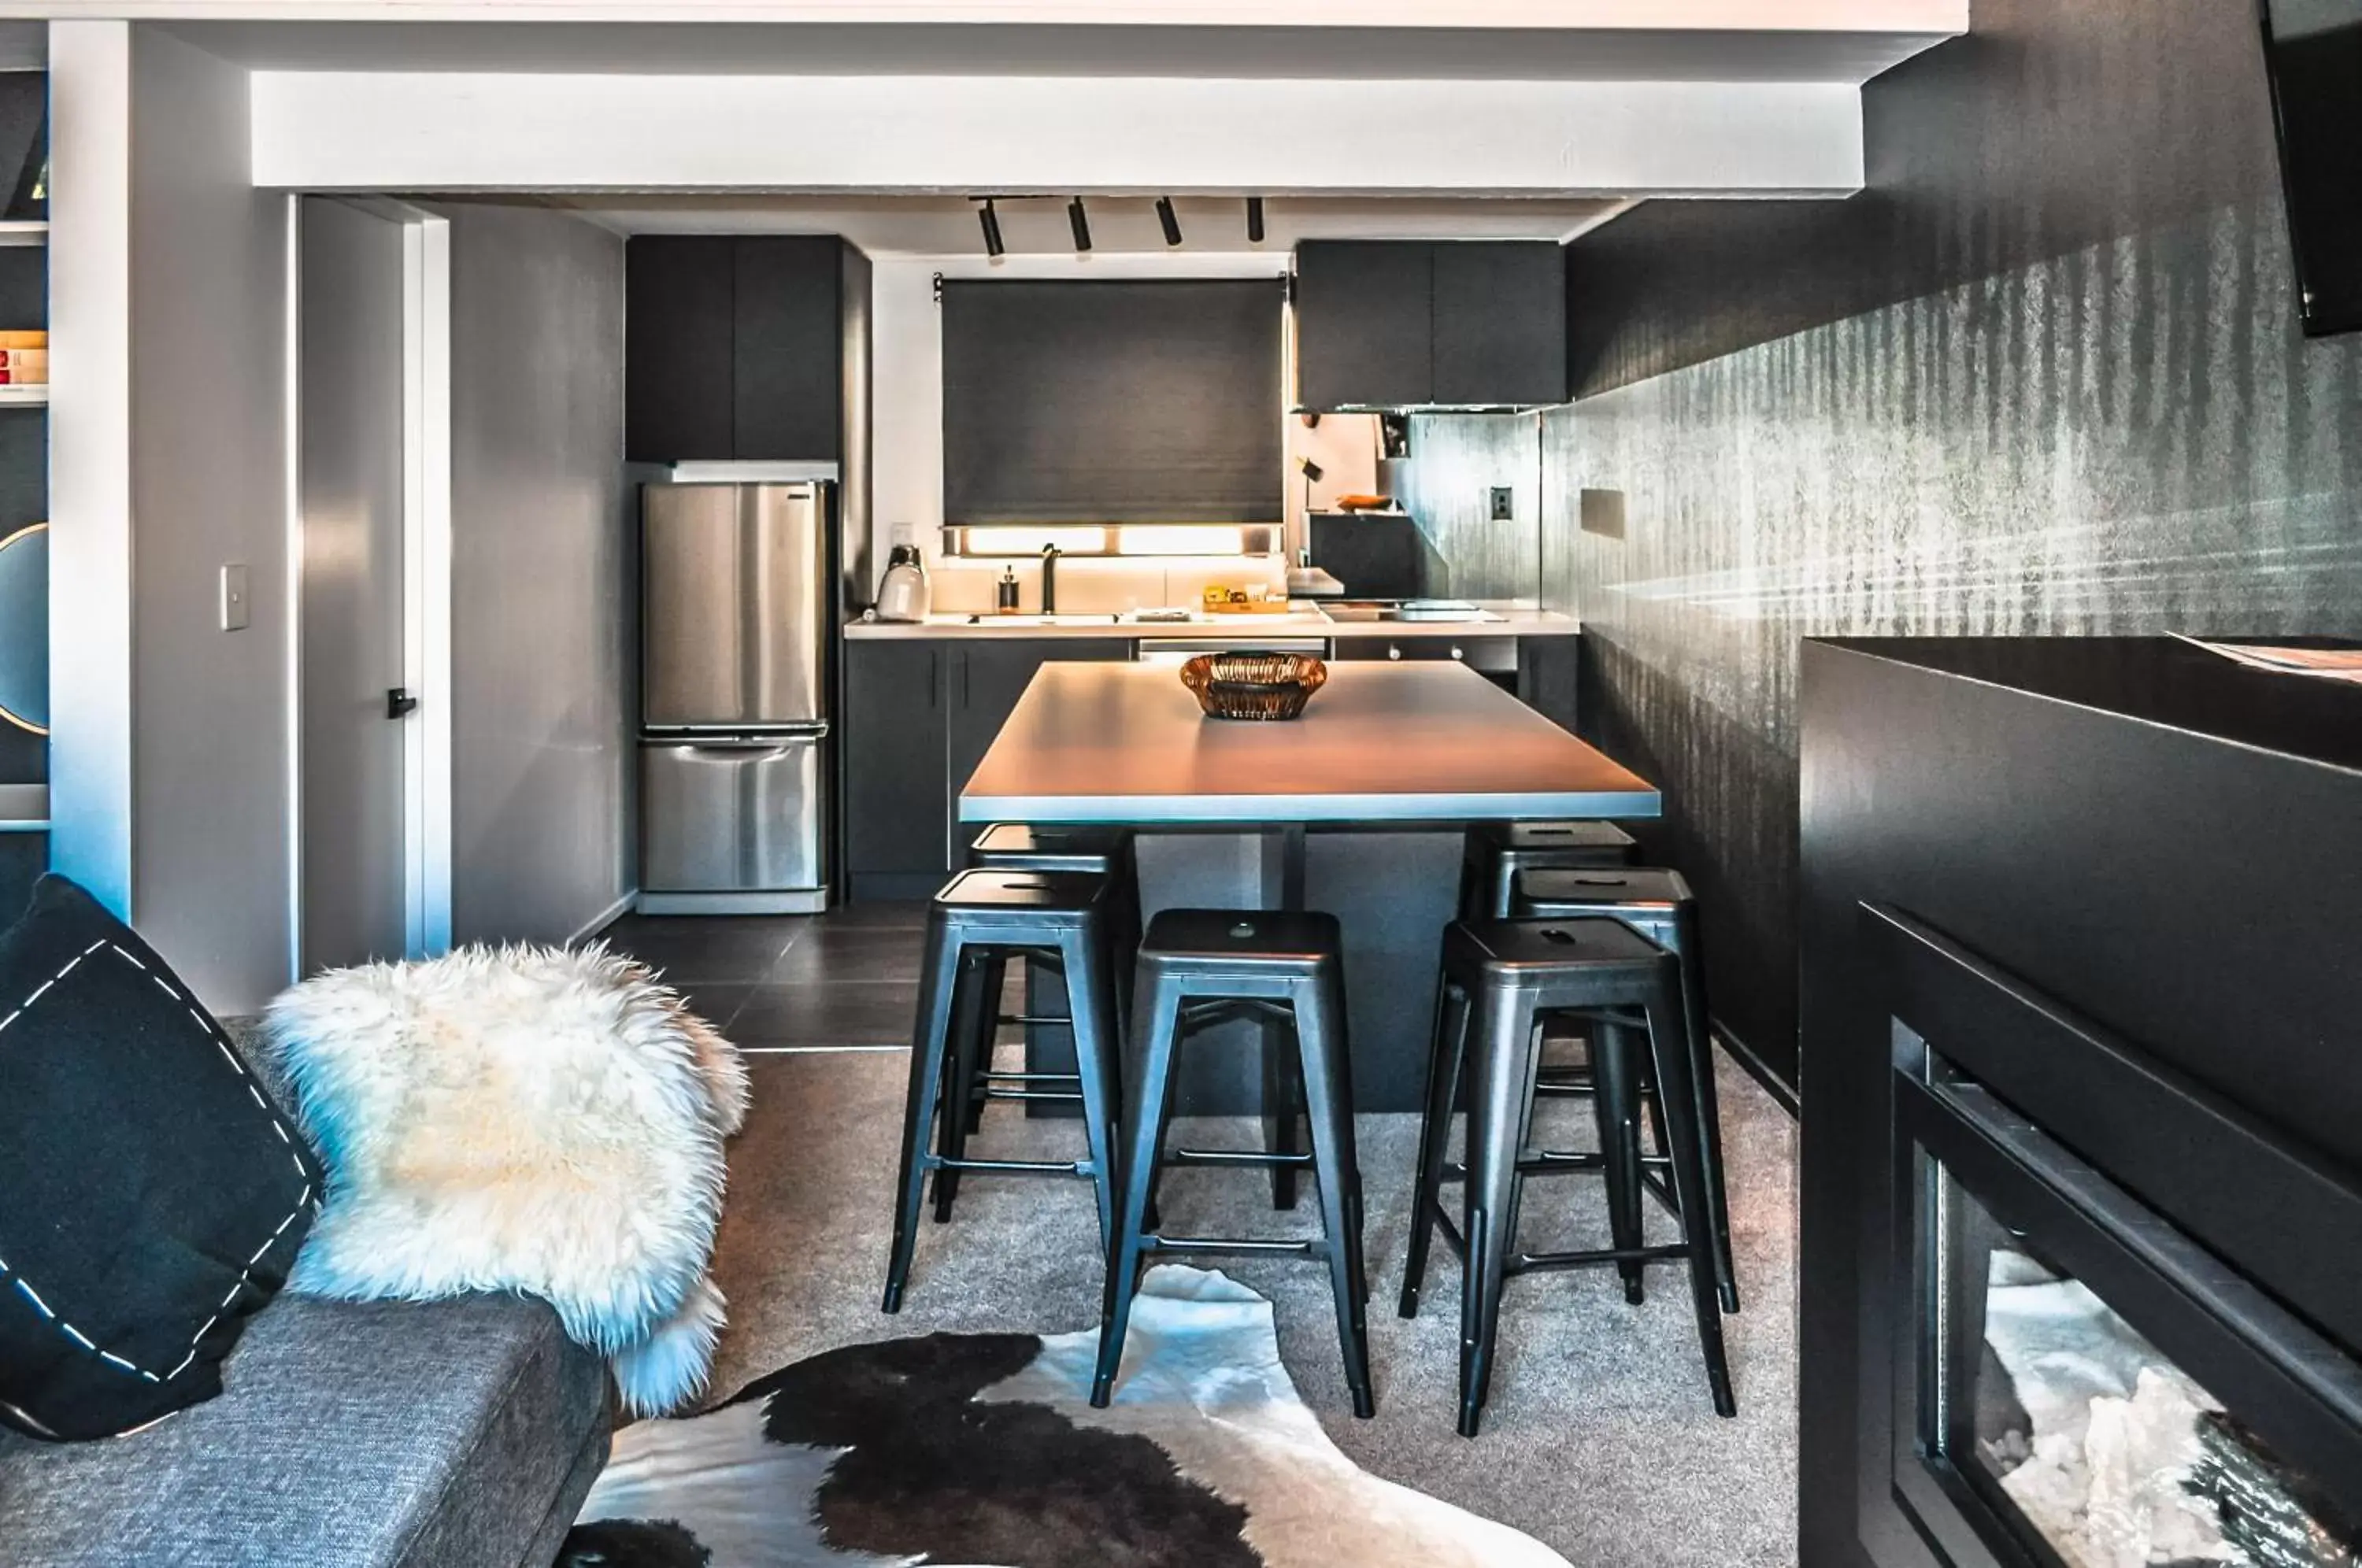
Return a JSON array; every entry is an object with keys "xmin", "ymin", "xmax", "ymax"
[{"xmin": 1931, "ymin": 1163, "xmax": 2360, "ymax": 1568}]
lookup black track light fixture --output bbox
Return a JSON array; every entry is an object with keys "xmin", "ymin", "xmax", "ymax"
[
  {"xmin": 1246, "ymin": 196, "xmax": 1265, "ymax": 243},
  {"xmin": 1068, "ymin": 196, "xmax": 1092, "ymax": 253},
  {"xmin": 977, "ymin": 198, "xmax": 1005, "ymax": 258},
  {"xmin": 1156, "ymin": 196, "xmax": 1183, "ymax": 247}
]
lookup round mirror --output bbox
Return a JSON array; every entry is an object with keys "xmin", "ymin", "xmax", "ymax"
[{"xmin": 0, "ymin": 520, "xmax": 48, "ymax": 735}]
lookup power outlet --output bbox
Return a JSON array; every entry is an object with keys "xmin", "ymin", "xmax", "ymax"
[{"xmin": 1488, "ymin": 486, "xmax": 1515, "ymax": 523}]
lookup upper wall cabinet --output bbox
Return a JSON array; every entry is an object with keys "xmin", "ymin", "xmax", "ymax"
[
  {"xmin": 1294, "ymin": 240, "xmax": 1565, "ymax": 411},
  {"xmin": 627, "ymin": 235, "xmax": 846, "ymax": 463}
]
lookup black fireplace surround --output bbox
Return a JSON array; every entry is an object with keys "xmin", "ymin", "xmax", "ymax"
[{"xmin": 1798, "ymin": 638, "xmax": 2362, "ymax": 1568}]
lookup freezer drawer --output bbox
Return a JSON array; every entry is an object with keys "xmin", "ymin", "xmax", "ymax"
[{"xmin": 641, "ymin": 736, "xmax": 825, "ymax": 893}]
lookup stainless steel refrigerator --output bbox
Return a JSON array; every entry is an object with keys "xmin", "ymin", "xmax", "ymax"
[{"xmin": 639, "ymin": 482, "xmax": 831, "ymax": 914}]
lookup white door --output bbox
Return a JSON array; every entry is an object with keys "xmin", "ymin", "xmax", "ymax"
[{"xmin": 298, "ymin": 198, "xmax": 410, "ymax": 972}]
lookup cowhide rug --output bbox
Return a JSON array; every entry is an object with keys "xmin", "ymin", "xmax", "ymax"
[{"xmin": 560, "ymin": 1265, "xmax": 1571, "ymax": 1568}]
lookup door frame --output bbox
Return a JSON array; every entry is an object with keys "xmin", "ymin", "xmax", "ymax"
[{"xmin": 285, "ymin": 194, "xmax": 454, "ymax": 977}]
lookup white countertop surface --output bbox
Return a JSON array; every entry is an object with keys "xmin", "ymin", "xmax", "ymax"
[
  {"xmin": 960, "ymin": 660, "xmax": 1655, "ymax": 826},
  {"xmin": 845, "ymin": 606, "xmax": 1578, "ymax": 641}
]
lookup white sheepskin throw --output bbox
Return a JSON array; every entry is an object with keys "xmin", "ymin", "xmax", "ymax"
[{"xmin": 262, "ymin": 942, "xmax": 750, "ymax": 1417}]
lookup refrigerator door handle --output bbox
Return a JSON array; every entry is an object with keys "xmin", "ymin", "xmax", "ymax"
[{"xmin": 660, "ymin": 735, "xmax": 824, "ymax": 754}]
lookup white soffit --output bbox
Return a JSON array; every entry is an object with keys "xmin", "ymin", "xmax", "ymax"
[
  {"xmin": 251, "ymin": 74, "xmax": 1871, "ymax": 196},
  {"xmin": 40, "ymin": 2, "xmax": 1966, "ymax": 36},
  {"xmin": 154, "ymin": 13, "xmax": 1961, "ymax": 85}
]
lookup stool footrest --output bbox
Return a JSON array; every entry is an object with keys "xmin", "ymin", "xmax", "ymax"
[
  {"xmin": 997, "ymin": 1013, "xmax": 1075, "ymax": 1029},
  {"xmin": 1147, "ymin": 1236, "xmax": 1322, "ymax": 1259},
  {"xmin": 1177, "ymin": 998, "xmax": 1294, "ymax": 1029},
  {"xmin": 923, "ymin": 1155, "xmax": 1090, "ymax": 1178},
  {"xmin": 980, "ymin": 1071, "xmax": 1079, "ymax": 1085},
  {"xmin": 1438, "ymin": 1150, "xmax": 1682, "ymax": 1187},
  {"xmin": 1509, "ymin": 1243, "xmax": 1689, "ymax": 1277},
  {"xmin": 981, "ymin": 1088, "xmax": 1084, "ymax": 1103},
  {"xmin": 1168, "ymin": 1148, "xmax": 1316, "ymax": 1171}
]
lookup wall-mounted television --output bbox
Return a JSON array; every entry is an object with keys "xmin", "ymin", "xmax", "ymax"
[{"xmin": 2260, "ymin": 0, "xmax": 2362, "ymax": 336}]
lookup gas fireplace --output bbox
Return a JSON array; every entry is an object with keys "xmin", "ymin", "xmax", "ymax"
[{"xmin": 1798, "ymin": 639, "xmax": 2362, "ymax": 1568}]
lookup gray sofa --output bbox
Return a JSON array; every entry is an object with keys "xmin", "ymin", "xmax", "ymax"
[{"xmin": 0, "ymin": 1028, "xmax": 611, "ymax": 1568}]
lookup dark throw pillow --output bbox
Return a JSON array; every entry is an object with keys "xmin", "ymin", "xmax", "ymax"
[{"xmin": 0, "ymin": 875, "xmax": 321, "ymax": 1440}]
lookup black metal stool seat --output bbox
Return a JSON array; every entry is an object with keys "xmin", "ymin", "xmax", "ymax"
[
  {"xmin": 1511, "ymin": 866, "xmax": 1738, "ymax": 1315},
  {"xmin": 1402, "ymin": 916, "xmax": 1734, "ymax": 1436},
  {"xmin": 882, "ymin": 868, "xmax": 1124, "ymax": 1314},
  {"xmin": 970, "ymin": 822, "xmax": 1132, "ymax": 871},
  {"xmin": 967, "ymin": 823, "xmax": 1143, "ymax": 1126},
  {"xmin": 1093, "ymin": 908, "xmax": 1375, "ymax": 1418},
  {"xmin": 1464, "ymin": 819, "xmax": 1639, "ymax": 919}
]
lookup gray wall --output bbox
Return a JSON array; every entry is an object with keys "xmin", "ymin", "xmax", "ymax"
[
  {"xmin": 128, "ymin": 28, "xmax": 293, "ymax": 1012},
  {"xmin": 1412, "ymin": 0, "xmax": 2362, "ymax": 1096},
  {"xmin": 444, "ymin": 203, "xmax": 633, "ymax": 947},
  {"xmin": 1394, "ymin": 412, "xmax": 1544, "ymax": 604}
]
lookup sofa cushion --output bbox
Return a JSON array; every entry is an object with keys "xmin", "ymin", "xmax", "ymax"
[
  {"xmin": 0, "ymin": 1291, "xmax": 611, "ymax": 1568},
  {"xmin": 0, "ymin": 875, "xmax": 323, "ymax": 1440}
]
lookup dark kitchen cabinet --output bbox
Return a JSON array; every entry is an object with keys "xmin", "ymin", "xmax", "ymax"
[
  {"xmin": 946, "ymin": 638, "xmax": 1131, "ymax": 862},
  {"xmin": 627, "ymin": 235, "xmax": 848, "ymax": 463},
  {"xmin": 844, "ymin": 637, "xmax": 1132, "ymax": 895},
  {"xmin": 625, "ymin": 237, "xmax": 735, "ymax": 461},
  {"xmin": 842, "ymin": 640, "xmax": 949, "ymax": 881},
  {"xmin": 1294, "ymin": 242, "xmax": 1432, "ymax": 411},
  {"xmin": 1293, "ymin": 239, "xmax": 1564, "ymax": 409},
  {"xmin": 1431, "ymin": 242, "xmax": 1566, "ymax": 408}
]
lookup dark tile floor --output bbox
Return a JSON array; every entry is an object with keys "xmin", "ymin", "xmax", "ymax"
[{"xmin": 594, "ymin": 903, "xmax": 931, "ymax": 1049}]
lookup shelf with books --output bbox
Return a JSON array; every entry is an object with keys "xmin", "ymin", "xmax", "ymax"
[{"xmin": 0, "ymin": 384, "xmax": 43, "ymax": 406}]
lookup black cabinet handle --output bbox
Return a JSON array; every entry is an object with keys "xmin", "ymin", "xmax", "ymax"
[{"xmin": 387, "ymin": 687, "xmax": 419, "ymax": 719}]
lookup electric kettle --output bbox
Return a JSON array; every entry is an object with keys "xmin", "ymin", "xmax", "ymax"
[{"xmin": 875, "ymin": 538, "xmax": 929, "ymax": 623}]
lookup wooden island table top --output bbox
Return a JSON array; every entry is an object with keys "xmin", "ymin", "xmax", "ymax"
[{"xmin": 958, "ymin": 660, "xmax": 1660, "ymax": 826}]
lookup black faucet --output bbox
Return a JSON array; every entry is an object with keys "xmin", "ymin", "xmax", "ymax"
[{"xmin": 1040, "ymin": 542, "xmax": 1061, "ymax": 615}]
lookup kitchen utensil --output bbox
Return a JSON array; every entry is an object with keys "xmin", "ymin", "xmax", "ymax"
[{"xmin": 875, "ymin": 541, "xmax": 930, "ymax": 623}]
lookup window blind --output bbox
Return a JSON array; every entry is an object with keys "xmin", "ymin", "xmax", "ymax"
[{"xmin": 941, "ymin": 279, "xmax": 1284, "ymax": 525}]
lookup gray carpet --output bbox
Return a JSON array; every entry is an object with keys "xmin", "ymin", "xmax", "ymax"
[{"xmin": 703, "ymin": 1037, "xmax": 1798, "ymax": 1566}]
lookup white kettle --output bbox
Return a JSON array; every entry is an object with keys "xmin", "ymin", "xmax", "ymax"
[{"xmin": 875, "ymin": 538, "xmax": 930, "ymax": 623}]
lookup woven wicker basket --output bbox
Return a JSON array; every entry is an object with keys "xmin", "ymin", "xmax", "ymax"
[{"xmin": 1178, "ymin": 650, "xmax": 1329, "ymax": 721}]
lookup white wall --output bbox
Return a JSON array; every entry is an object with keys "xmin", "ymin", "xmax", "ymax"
[
  {"xmin": 50, "ymin": 24, "xmax": 294, "ymax": 1013},
  {"xmin": 129, "ymin": 28, "xmax": 294, "ymax": 1011},
  {"xmin": 442, "ymin": 202, "xmax": 632, "ymax": 946},
  {"xmin": 46, "ymin": 21, "xmax": 135, "ymax": 921}
]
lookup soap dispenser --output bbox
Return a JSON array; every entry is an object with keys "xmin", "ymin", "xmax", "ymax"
[{"xmin": 996, "ymin": 565, "xmax": 1021, "ymax": 615}]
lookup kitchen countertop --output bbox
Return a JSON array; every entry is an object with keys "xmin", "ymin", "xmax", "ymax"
[
  {"xmin": 960, "ymin": 660, "xmax": 1653, "ymax": 824},
  {"xmin": 843, "ymin": 606, "xmax": 1578, "ymax": 640}
]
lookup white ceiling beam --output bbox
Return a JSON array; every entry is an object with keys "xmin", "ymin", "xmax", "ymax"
[
  {"xmin": 251, "ymin": 72, "xmax": 1866, "ymax": 196},
  {"xmin": 31, "ymin": 2, "xmax": 1967, "ymax": 28}
]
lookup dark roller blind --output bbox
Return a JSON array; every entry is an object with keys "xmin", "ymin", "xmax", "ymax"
[{"xmin": 942, "ymin": 279, "xmax": 1284, "ymax": 524}]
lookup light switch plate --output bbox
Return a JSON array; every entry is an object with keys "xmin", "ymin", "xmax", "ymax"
[{"xmin": 219, "ymin": 564, "xmax": 250, "ymax": 631}]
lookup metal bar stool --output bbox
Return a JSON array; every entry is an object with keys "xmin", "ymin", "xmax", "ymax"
[
  {"xmin": 1091, "ymin": 908, "xmax": 1375, "ymax": 1418},
  {"xmin": 1400, "ymin": 916, "xmax": 1733, "ymax": 1436},
  {"xmin": 1461, "ymin": 819, "xmax": 1639, "ymax": 921},
  {"xmin": 1513, "ymin": 866, "xmax": 1738, "ymax": 1314},
  {"xmin": 966, "ymin": 824, "xmax": 1142, "ymax": 1126},
  {"xmin": 882, "ymin": 868, "xmax": 1124, "ymax": 1314}
]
